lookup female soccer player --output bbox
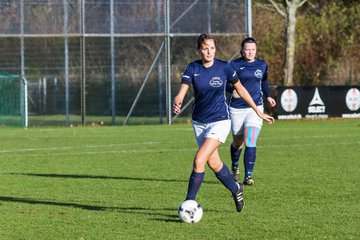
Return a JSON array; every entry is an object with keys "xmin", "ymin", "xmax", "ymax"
[
  {"xmin": 172, "ymin": 34, "xmax": 274, "ymax": 212},
  {"xmin": 228, "ymin": 37, "xmax": 276, "ymax": 185}
]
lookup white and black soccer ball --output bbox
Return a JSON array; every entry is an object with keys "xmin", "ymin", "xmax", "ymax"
[{"xmin": 178, "ymin": 200, "xmax": 203, "ymax": 223}]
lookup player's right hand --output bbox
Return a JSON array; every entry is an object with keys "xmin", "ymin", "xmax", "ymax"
[{"xmin": 172, "ymin": 98, "xmax": 182, "ymax": 115}]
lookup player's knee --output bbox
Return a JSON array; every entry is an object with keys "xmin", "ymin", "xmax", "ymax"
[
  {"xmin": 232, "ymin": 136, "xmax": 244, "ymax": 149},
  {"xmin": 232, "ymin": 142, "xmax": 242, "ymax": 149},
  {"xmin": 193, "ymin": 156, "xmax": 207, "ymax": 171},
  {"xmin": 207, "ymin": 160, "xmax": 222, "ymax": 172},
  {"xmin": 245, "ymin": 140, "xmax": 257, "ymax": 148},
  {"xmin": 245, "ymin": 138, "xmax": 258, "ymax": 147}
]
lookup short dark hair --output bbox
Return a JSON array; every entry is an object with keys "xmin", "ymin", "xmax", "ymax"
[
  {"xmin": 241, "ymin": 37, "xmax": 257, "ymax": 49},
  {"xmin": 197, "ymin": 33, "xmax": 216, "ymax": 49}
]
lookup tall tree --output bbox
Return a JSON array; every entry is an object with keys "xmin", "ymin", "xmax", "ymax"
[{"xmin": 269, "ymin": 0, "xmax": 307, "ymax": 86}]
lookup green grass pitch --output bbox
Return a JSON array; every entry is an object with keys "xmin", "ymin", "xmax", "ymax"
[{"xmin": 0, "ymin": 119, "xmax": 359, "ymax": 239}]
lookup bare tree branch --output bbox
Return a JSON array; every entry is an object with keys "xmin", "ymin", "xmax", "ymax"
[
  {"xmin": 269, "ymin": 0, "xmax": 286, "ymax": 17},
  {"xmin": 297, "ymin": 0, "xmax": 308, "ymax": 8},
  {"xmin": 306, "ymin": 0, "xmax": 316, "ymax": 8},
  {"xmin": 254, "ymin": 2, "xmax": 277, "ymax": 12}
]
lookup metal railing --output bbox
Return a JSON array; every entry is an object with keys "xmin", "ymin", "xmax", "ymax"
[{"xmin": 0, "ymin": 0, "xmax": 249, "ymax": 126}]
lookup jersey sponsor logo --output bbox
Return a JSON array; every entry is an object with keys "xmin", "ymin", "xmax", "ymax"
[
  {"xmin": 240, "ymin": 67, "xmax": 246, "ymax": 70},
  {"xmin": 209, "ymin": 77, "xmax": 223, "ymax": 87},
  {"xmin": 194, "ymin": 73, "xmax": 200, "ymax": 76},
  {"xmin": 254, "ymin": 69, "xmax": 263, "ymax": 78}
]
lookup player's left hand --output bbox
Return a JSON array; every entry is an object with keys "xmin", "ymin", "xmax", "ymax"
[
  {"xmin": 259, "ymin": 112, "xmax": 274, "ymax": 124},
  {"xmin": 266, "ymin": 97, "xmax": 276, "ymax": 108}
]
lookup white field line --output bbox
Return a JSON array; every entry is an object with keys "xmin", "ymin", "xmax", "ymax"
[
  {"xmin": 0, "ymin": 142, "xmax": 161, "ymax": 153},
  {"xmin": 0, "ymin": 140, "xmax": 358, "ymax": 157}
]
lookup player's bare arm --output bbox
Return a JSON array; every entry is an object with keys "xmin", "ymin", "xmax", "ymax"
[
  {"xmin": 173, "ymin": 83, "xmax": 189, "ymax": 115},
  {"xmin": 233, "ymin": 81, "xmax": 274, "ymax": 124}
]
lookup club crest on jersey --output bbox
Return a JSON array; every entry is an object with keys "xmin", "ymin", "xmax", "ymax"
[
  {"xmin": 254, "ymin": 69, "xmax": 263, "ymax": 78},
  {"xmin": 209, "ymin": 77, "xmax": 223, "ymax": 87}
]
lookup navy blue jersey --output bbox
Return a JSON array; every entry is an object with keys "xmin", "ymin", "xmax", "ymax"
[
  {"xmin": 182, "ymin": 59, "xmax": 239, "ymax": 123},
  {"xmin": 228, "ymin": 57, "xmax": 269, "ymax": 109}
]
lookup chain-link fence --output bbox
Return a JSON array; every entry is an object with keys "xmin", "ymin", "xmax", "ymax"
[{"xmin": 0, "ymin": 0, "xmax": 248, "ymax": 126}]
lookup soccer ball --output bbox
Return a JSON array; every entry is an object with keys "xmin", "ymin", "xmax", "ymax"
[{"xmin": 178, "ymin": 200, "xmax": 203, "ymax": 223}]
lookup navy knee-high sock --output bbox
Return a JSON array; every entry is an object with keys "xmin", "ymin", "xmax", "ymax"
[
  {"xmin": 244, "ymin": 147, "xmax": 256, "ymax": 177},
  {"xmin": 215, "ymin": 163, "xmax": 239, "ymax": 195},
  {"xmin": 230, "ymin": 144, "xmax": 242, "ymax": 169},
  {"xmin": 185, "ymin": 171, "xmax": 204, "ymax": 200}
]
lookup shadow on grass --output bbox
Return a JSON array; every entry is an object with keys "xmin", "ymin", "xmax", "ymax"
[
  {"xmin": 150, "ymin": 218, "xmax": 181, "ymax": 223},
  {"xmin": 7, "ymin": 172, "xmax": 219, "ymax": 184},
  {"xmin": 0, "ymin": 196, "xmax": 106, "ymax": 211},
  {"xmin": 3, "ymin": 173, "xmax": 222, "ymax": 222},
  {"xmin": 0, "ymin": 195, "xmax": 180, "ymax": 220}
]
